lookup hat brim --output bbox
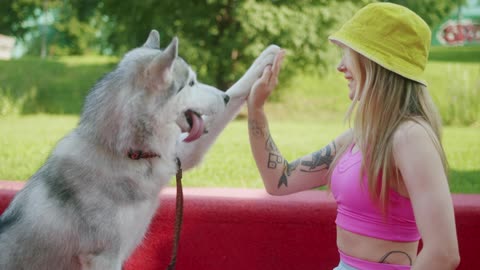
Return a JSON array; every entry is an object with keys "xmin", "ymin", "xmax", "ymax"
[{"xmin": 329, "ymin": 36, "xmax": 428, "ymax": 87}]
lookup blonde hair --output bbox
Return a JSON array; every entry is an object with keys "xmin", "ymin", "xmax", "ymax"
[{"xmin": 330, "ymin": 48, "xmax": 448, "ymax": 211}]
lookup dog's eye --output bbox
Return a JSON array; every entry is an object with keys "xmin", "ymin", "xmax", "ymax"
[{"xmin": 189, "ymin": 80, "xmax": 194, "ymax": 87}]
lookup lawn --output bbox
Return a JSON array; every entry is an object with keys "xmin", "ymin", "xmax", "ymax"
[
  {"xmin": 0, "ymin": 53, "xmax": 479, "ymax": 193},
  {"xmin": 0, "ymin": 56, "xmax": 117, "ymax": 115},
  {"xmin": 0, "ymin": 115, "xmax": 478, "ymax": 193}
]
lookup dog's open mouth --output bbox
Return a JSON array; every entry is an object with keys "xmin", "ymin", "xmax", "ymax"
[{"xmin": 183, "ymin": 110, "xmax": 205, "ymax": 143}]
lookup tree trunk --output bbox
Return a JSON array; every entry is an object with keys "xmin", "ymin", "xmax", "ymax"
[{"xmin": 40, "ymin": 0, "xmax": 48, "ymax": 59}]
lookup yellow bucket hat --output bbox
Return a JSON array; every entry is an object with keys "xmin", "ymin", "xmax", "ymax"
[{"xmin": 329, "ymin": 3, "xmax": 431, "ymax": 87}]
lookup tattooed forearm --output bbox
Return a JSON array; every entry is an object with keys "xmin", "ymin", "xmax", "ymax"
[
  {"xmin": 300, "ymin": 141, "xmax": 336, "ymax": 172},
  {"xmin": 266, "ymin": 133, "xmax": 283, "ymax": 168},
  {"xmin": 277, "ymin": 159, "xmax": 301, "ymax": 188},
  {"xmin": 248, "ymin": 119, "xmax": 266, "ymax": 138},
  {"xmin": 286, "ymin": 159, "xmax": 301, "ymax": 175},
  {"xmin": 265, "ymin": 134, "xmax": 280, "ymax": 153},
  {"xmin": 268, "ymin": 153, "xmax": 283, "ymax": 169}
]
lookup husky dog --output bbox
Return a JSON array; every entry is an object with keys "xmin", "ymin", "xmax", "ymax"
[{"xmin": 0, "ymin": 30, "xmax": 279, "ymax": 270}]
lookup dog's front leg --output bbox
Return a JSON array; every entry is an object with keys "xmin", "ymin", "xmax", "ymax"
[{"xmin": 176, "ymin": 45, "xmax": 280, "ymax": 170}]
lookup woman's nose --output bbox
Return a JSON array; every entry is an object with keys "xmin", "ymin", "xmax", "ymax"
[{"xmin": 337, "ymin": 63, "xmax": 346, "ymax": 72}]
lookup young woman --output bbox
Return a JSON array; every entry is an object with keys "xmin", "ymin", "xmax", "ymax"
[{"xmin": 247, "ymin": 3, "xmax": 460, "ymax": 270}]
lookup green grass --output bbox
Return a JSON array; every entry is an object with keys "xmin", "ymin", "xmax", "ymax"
[
  {"xmin": 266, "ymin": 59, "xmax": 480, "ymax": 126},
  {"xmin": 0, "ymin": 115, "xmax": 79, "ymax": 180},
  {"xmin": 1, "ymin": 54, "xmax": 479, "ymax": 125},
  {"xmin": 0, "ymin": 115, "xmax": 478, "ymax": 193},
  {"xmin": 0, "ymin": 53, "xmax": 478, "ymax": 192},
  {"xmin": 0, "ymin": 56, "xmax": 117, "ymax": 115},
  {"xmin": 429, "ymin": 46, "xmax": 480, "ymax": 62},
  {"xmin": 425, "ymin": 62, "xmax": 480, "ymax": 126}
]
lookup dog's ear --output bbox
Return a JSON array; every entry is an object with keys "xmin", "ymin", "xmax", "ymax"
[
  {"xmin": 143, "ymin": 30, "xmax": 160, "ymax": 49},
  {"xmin": 146, "ymin": 37, "xmax": 178, "ymax": 86},
  {"xmin": 162, "ymin": 37, "xmax": 178, "ymax": 62}
]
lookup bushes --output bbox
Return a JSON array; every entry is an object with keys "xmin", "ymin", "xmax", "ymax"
[{"xmin": 0, "ymin": 55, "xmax": 478, "ymax": 126}]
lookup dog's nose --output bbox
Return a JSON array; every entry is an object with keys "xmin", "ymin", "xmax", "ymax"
[{"xmin": 223, "ymin": 94, "xmax": 230, "ymax": 105}]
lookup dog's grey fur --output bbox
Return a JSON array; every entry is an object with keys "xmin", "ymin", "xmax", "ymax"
[{"xmin": 0, "ymin": 30, "xmax": 279, "ymax": 270}]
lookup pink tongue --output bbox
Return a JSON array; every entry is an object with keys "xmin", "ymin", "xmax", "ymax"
[{"xmin": 183, "ymin": 112, "xmax": 204, "ymax": 143}]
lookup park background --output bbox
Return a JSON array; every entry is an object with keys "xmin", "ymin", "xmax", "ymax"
[{"xmin": 0, "ymin": 0, "xmax": 479, "ymax": 193}]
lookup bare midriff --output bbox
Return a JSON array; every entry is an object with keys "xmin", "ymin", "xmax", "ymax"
[{"xmin": 337, "ymin": 226, "xmax": 419, "ymax": 266}]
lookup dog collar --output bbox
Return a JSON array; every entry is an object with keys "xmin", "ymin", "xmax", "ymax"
[{"xmin": 127, "ymin": 149, "xmax": 160, "ymax": 160}]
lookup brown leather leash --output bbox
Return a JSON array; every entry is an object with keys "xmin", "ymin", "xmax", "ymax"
[{"xmin": 167, "ymin": 158, "xmax": 184, "ymax": 270}]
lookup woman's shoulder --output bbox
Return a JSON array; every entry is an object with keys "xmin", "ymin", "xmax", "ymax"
[
  {"xmin": 392, "ymin": 119, "xmax": 440, "ymax": 162},
  {"xmin": 334, "ymin": 128, "xmax": 354, "ymax": 150},
  {"xmin": 393, "ymin": 119, "xmax": 434, "ymax": 146}
]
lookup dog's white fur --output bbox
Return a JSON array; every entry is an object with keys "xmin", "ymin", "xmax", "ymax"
[{"xmin": 0, "ymin": 30, "xmax": 279, "ymax": 270}]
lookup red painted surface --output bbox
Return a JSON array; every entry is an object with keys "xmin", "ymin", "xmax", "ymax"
[{"xmin": 0, "ymin": 181, "xmax": 479, "ymax": 270}]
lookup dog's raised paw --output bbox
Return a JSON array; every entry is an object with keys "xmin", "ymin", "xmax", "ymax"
[{"xmin": 249, "ymin": 44, "xmax": 281, "ymax": 79}]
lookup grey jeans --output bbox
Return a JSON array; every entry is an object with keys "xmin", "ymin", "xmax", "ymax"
[{"xmin": 333, "ymin": 261, "xmax": 358, "ymax": 270}]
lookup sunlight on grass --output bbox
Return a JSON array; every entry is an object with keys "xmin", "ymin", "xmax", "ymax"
[
  {"xmin": 0, "ymin": 115, "xmax": 78, "ymax": 180},
  {"xmin": 1, "ymin": 115, "xmax": 478, "ymax": 193},
  {"xmin": 57, "ymin": 55, "xmax": 119, "ymax": 66},
  {"xmin": 0, "ymin": 56, "xmax": 478, "ymax": 192},
  {"xmin": 425, "ymin": 62, "xmax": 480, "ymax": 126}
]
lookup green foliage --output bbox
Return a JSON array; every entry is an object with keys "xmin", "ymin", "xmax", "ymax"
[
  {"xmin": 381, "ymin": 0, "xmax": 466, "ymax": 28},
  {"xmin": 1, "ymin": 0, "xmax": 467, "ymax": 87},
  {"xmin": 1, "ymin": 0, "xmax": 105, "ymax": 56},
  {"xmin": 3, "ymin": 1, "xmax": 374, "ymax": 88},
  {"xmin": 98, "ymin": 0, "xmax": 372, "ymax": 89},
  {"xmin": 0, "ymin": 0, "xmax": 38, "ymax": 37},
  {"xmin": 429, "ymin": 46, "xmax": 480, "ymax": 62},
  {"xmin": 425, "ymin": 62, "xmax": 480, "ymax": 126},
  {"xmin": 1, "ymin": 55, "xmax": 477, "ymax": 126},
  {"xmin": 0, "ymin": 87, "xmax": 36, "ymax": 116},
  {"xmin": 0, "ymin": 56, "xmax": 116, "ymax": 114}
]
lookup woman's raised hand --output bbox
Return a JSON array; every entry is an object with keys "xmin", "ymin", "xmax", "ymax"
[{"xmin": 248, "ymin": 50, "xmax": 286, "ymax": 110}]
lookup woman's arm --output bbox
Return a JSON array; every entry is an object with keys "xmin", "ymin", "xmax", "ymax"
[
  {"xmin": 248, "ymin": 107, "xmax": 349, "ymax": 195},
  {"xmin": 247, "ymin": 50, "xmax": 349, "ymax": 195},
  {"xmin": 393, "ymin": 122, "xmax": 460, "ymax": 269}
]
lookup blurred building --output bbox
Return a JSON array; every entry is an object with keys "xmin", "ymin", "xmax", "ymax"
[
  {"xmin": 432, "ymin": 0, "xmax": 480, "ymax": 46},
  {"xmin": 0, "ymin": 34, "xmax": 16, "ymax": 60}
]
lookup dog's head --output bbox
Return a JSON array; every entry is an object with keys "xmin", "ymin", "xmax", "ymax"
[
  {"xmin": 80, "ymin": 30, "xmax": 229, "ymax": 156},
  {"xmin": 135, "ymin": 30, "xmax": 229, "ymax": 143}
]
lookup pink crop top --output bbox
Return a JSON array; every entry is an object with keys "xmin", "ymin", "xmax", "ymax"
[{"xmin": 331, "ymin": 144, "xmax": 420, "ymax": 242}]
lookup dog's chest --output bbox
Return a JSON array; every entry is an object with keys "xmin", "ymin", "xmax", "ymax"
[{"xmin": 115, "ymin": 199, "xmax": 159, "ymax": 257}]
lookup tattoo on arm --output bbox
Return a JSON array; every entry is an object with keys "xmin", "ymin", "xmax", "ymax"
[
  {"xmin": 277, "ymin": 159, "xmax": 300, "ymax": 188},
  {"xmin": 249, "ymin": 119, "xmax": 288, "ymax": 187},
  {"xmin": 249, "ymin": 119, "xmax": 266, "ymax": 138},
  {"xmin": 262, "ymin": 131, "xmax": 295, "ymax": 188},
  {"xmin": 266, "ymin": 134, "xmax": 284, "ymax": 170},
  {"xmin": 250, "ymin": 121, "xmax": 337, "ymax": 189},
  {"xmin": 300, "ymin": 141, "xmax": 337, "ymax": 172},
  {"xmin": 265, "ymin": 134, "xmax": 279, "ymax": 153},
  {"xmin": 269, "ymin": 140, "xmax": 337, "ymax": 188},
  {"xmin": 268, "ymin": 153, "xmax": 283, "ymax": 169}
]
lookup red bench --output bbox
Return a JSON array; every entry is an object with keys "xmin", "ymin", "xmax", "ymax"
[{"xmin": 0, "ymin": 181, "xmax": 479, "ymax": 269}]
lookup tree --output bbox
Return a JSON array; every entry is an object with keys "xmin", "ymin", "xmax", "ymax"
[
  {"xmin": 99, "ymin": 0, "xmax": 372, "ymax": 89},
  {"xmin": 381, "ymin": 0, "xmax": 467, "ymax": 28},
  {"xmin": 2, "ymin": 0, "xmax": 374, "ymax": 89},
  {"xmin": 0, "ymin": 0, "xmax": 38, "ymax": 37},
  {"xmin": 0, "ymin": 0, "xmax": 101, "ymax": 57}
]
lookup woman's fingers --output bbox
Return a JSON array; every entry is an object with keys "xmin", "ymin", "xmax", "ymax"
[
  {"xmin": 261, "ymin": 65, "xmax": 272, "ymax": 81},
  {"xmin": 269, "ymin": 50, "xmax": 285, "ymax": 85},
  {"xmin": 249, "ymin": 49, "xmax": 285, "ymax": 109}
]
